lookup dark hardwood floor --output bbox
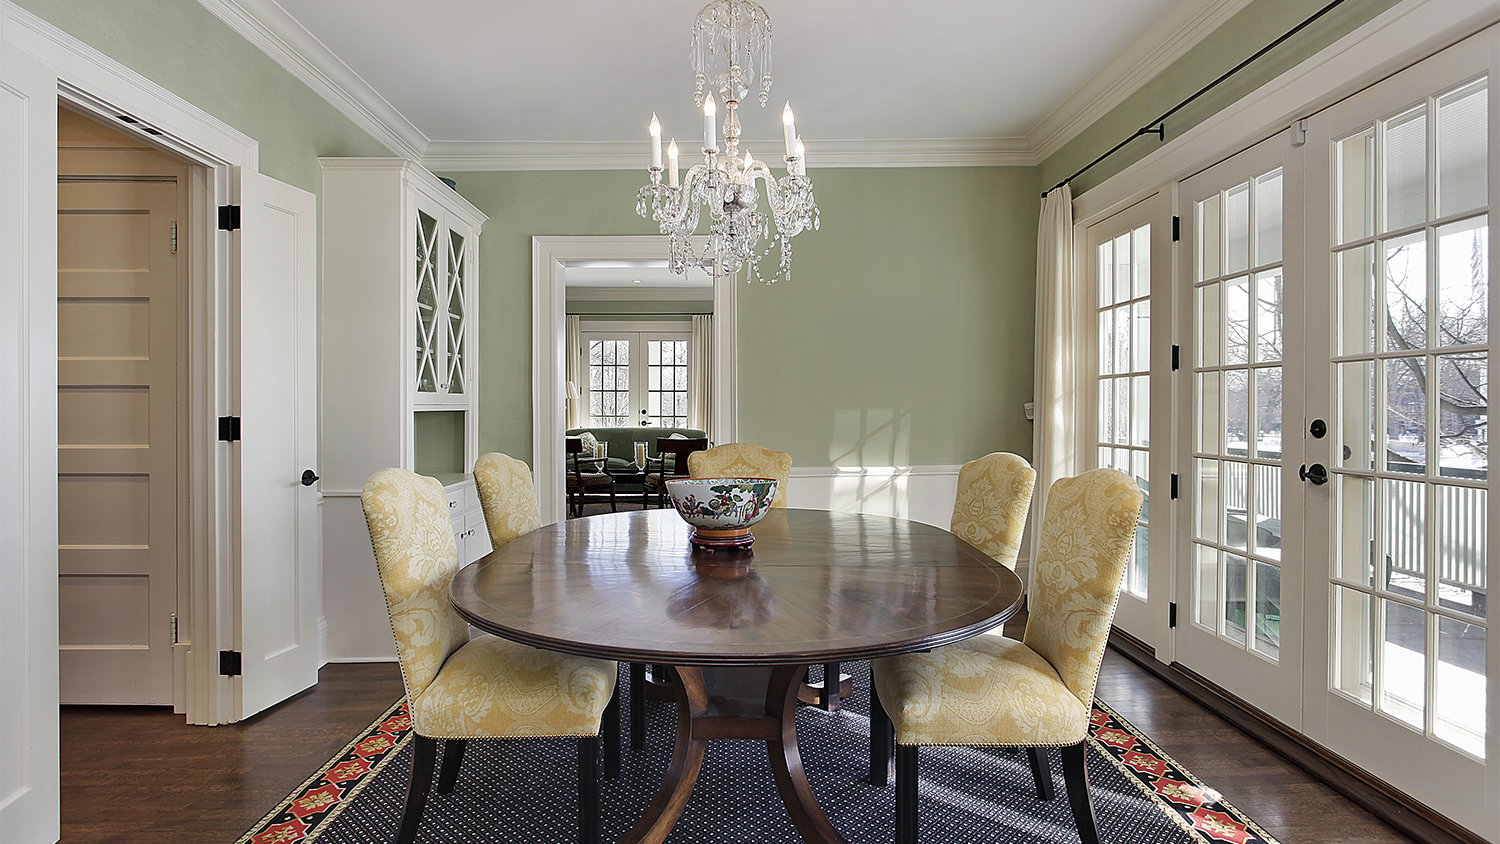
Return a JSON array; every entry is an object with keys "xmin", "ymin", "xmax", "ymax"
[{"xmin": 60, "ymin": 641, "xmax": 1412, "ymax": 843}]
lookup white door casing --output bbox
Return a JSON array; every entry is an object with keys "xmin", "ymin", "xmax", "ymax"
[
  {"xmin": 0, "ymin": 29, "xmax": 61, "ymax": 843},
  {"xmin": 532, "ymin": 236, "xmax": 736, "ymax": 525},
  {"xmin": 233, "ymin": 169, "xmax": 321, "ymax": 720}
]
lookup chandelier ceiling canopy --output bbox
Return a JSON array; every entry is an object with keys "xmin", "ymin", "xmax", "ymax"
[{"xmin": 636, "ymin": 0, "xmax": 819, "ymax": 284}]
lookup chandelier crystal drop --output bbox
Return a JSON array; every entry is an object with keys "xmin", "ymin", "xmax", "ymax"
[{"xmin": 636, "ymin": 0, "xmax": 819, "ymax": 284}]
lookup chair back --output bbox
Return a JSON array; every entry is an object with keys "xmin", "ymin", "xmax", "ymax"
[
  {"xmin": 1022, "ymin": 468, "xmax": 1142, "ymax": 706},
  {"xmin": 361, "ymin": 468, "xmax": 470, "ymax": 703},
  {"xmin": 950, "ymin": 453, "xmax": 1036, "ymax": 570},
  {"xmin": 473, "ymin": 452, "xmax": 541, "ymax": 547},
  {"xmin": 688, "ymin": 443, "xmax": 792, "ymax": 508},
  {"xmin": 655, "ymin": 436, "xmax": 709, "ymax": 476}
]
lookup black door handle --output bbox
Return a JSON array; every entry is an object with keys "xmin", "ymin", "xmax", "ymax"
[
  {"xmin": 301, "ymin": 469, "xmax": 319, "ymax": 487},
  {"xmin": 1298, "ymin": 463, "xmax": 1328, "ymax": 485}
]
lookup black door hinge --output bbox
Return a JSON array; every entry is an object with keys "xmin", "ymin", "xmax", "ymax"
[
  {"xmin": 218, "ymin": 415, "xmax": 241, "ymax": 442},
  {"xmin": 1171, "ymin": 215, "xmax": 1181, "ymax": 242},
  {"xmin": 1170, "ymin": 473, "xmax": 1179, "ymax": 499},
  {"xmin": 218, "ymin": 204, "xmax": 242, "ymax": 231},
  {"xmin": 1169, "ymin": 602, "xmax": 1178, "ymax": 628},
  {"xmin": 1171, "ymin": 344, "xmax": 1180, "ymax": 371},
  {"xmin": 219, "ymin": 650, "xmax": 242, "ymax": 677}
]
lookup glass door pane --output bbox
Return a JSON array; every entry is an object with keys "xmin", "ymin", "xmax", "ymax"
[{"xmin": 414, "ymin": 210, "xmax": 440, "ymax": 394}]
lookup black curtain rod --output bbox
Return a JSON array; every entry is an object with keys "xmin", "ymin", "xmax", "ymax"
[{"xmin": 1042, "ymin": 0, "xmax": 1348, "ymax": 198}]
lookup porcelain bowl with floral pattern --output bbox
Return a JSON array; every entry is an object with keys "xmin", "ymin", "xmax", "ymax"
[{"xmin": 665, "ymin": 477, "xmax": 778, "ymax": 549}]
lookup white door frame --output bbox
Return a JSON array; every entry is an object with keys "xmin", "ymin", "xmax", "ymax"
[
  {"xmin": 533, "ymin": 235, "xmax": 737, "ymax": 525},
  {"xmin": 3, "ymin": 0, "xmax": 259, "ymax": 726}
]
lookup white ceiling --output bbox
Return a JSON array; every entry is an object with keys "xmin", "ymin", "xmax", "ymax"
[{"xmin": 205, "ymin": 0, "xmax": 1255, "ymax": 167}]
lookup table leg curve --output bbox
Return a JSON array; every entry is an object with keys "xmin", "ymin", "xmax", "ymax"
[
  {"xmin": 619, "ymin": 666, "xmax": 707, "ymax": 844},
  {"xmin": 767, "ymin": 664, "xmax": 847, "ymax": 844}
]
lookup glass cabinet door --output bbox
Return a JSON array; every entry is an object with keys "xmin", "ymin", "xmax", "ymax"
[
  {"xmin": 445, "ymin": 228, "xmax": 468, "ymax": 396},
  {"xmin": 415, "ymin": 209, "xmax": 441, "ymax": 395}
]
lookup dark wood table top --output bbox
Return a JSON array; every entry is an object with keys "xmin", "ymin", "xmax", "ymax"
[{"xmin": 450, "ymin": 508, "xmax": 1025, "ymax": 666}]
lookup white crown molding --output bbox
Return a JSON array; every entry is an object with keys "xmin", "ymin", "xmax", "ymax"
[
  {"xmin": 194, "ymin": 0, "xmax": 427, "ymax": 160},
  {"xmin": 1026, "ymin": 0, "xmax": 1257, "ymax": 163},
  {"xmin": 422, "ymin": 137, "xmax": 1036, "ymax": 172}
]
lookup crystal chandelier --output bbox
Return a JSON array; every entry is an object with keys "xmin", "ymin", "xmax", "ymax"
[{"xmin": 636, "ymin": 0, "xmax": 819, "ymax": 284}]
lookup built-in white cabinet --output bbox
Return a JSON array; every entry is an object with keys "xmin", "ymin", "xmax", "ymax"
[{"xmin": 318, "ymin": 158, "xmax": 488, "ymax": 661}]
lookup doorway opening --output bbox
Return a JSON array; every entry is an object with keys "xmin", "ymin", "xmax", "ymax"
[{"xmin": 56, "ymin": 106, "xmax": 199, "ymax": 709}]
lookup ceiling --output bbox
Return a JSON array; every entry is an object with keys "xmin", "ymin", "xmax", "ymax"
[{"xmin": 206, "ymin": 0, "xmax": 1254, "ymax": 167}]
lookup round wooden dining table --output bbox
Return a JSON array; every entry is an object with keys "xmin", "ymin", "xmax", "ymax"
[{"xmin": 449, "ymin": 507, "xmax": 1025, "ymax": 844}]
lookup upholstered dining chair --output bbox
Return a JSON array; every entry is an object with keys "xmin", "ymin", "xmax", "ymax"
[
  {"xmin": 687, "ymin": 442, "xmax": 792, "ymax": 508},
  {"xmin": 950, "ymin": 452, "xmax": 1037, "ymax": 570},
  {"xmin": 362, "ymin": 468, "xmax": 620, "ymax": 844},
  {"xmin": 473, "ymin": 451, "xmax": 542, "ymax": 548},
  {"xmin": 868, "ymin": 468, "xmax": 1143, "ymax": 844},
  {"xmin": 813, "ymin": 453, "xmax": 1038, "ymax": 716}
]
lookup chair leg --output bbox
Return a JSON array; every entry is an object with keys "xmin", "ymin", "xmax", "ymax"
[
  {"xmin": 396, "ymin": 735, "xmax": 437, "ymax": 844},
  {"xmin": 577, "ymin": 736, "xmax": 600, "ymax": 844},
  {"xmin": 435, "ymin": 739, "xmax": 467, "ymax": 794},
  {"xmin": 868, "ymin": 682, "xmax": 893, "ymax": 786},
  {"xmin": 602, "ymin": 682, "xmax": 621, "ymax": 779},
  {"xmin": 895, "ymin": 744, "xmax": 918, "ymax": 844},
  {"xmin": 1060, "ymin": 741, "xmax": 1099, "ymax": 844},
  {"xmin": 822, "ymin": 661, "xmax": 842, "ymax": 711},
  {"xmin": 1026, "ymin": 747, "xmax": 1054, "ymax": 801},
  {"xmin": 629, "ymin": 662, "xmax": 646, "ymax": 750},
  {"xmin": 607, "ymin": 486, "xmax": 618, "ymax": 512}
]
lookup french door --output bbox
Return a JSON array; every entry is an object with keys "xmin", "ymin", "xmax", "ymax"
[
  {"xmin": 1159, "ymin": 28, "xmax": 1494, "ymax": 833},
  {"xmin": 1300, "ymin": 34, "xmax": 1492, "ymax": 830},
  {"xmin": 583, "ymin": 330, "xmax": 691, "ymax": 427},
  {"xmin": 1085, "ymin": 196, "xmax": 1173, "ymax": 650},
  {"xmin": 1176, "ymin": 133, "xmax": 1307, "ymax": 726}
]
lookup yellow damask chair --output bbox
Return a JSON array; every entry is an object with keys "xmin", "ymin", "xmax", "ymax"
[
  {"xmin": 869, "ymin": 468, "xmax": 1142, "ymax": 844},
  {"xmin": 362, "ymin": 468, "xmax": 619, "ymax": 844},
  {"xmin": 950, "ymin": 452, "xmax": 1036, "ymax": 570},
  {"xmin": 473, "ymin": 451, "xmax": 542, "ymax": 548},
  {"xmin": 687, "ymin": 443, "xmax": 792, "ymax": 508}
]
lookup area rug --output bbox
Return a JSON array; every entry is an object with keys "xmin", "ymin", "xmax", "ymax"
[{"xmin": 239, "ymin": 664, "xmax": 1279, "ymax": 843}]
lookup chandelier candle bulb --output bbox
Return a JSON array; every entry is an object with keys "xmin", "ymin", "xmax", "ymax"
[
  {"xmin": 703, "ymin": 93, "xmax": 717, "ymax": 152},
  {"xmin": 667, "ymin": 139, "xmax": 679, "ymax": 186},
  {"xmin": 782, "ymin": 102, "xmax": 796, "ymax": 156},
  {"xmin": 649, "ymin": 113, "xmax": 663, "ymax": 169}
]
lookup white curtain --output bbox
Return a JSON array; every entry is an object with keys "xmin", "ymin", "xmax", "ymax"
[
  {"xmin": 1030, "ymin": 184, "xmax": 1081, "ymax": 589},
  {"xmin": 689, "ymin": 314, "xmax": 713, "ymax": 439},
  {"xmin": 565, "ymin": 315, "xmax": 585, "ymax": 429}
]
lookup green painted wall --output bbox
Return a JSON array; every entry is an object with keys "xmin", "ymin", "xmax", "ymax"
[
  {"xmin": 1040, "ymin": 0, "xmax": 1402, "ymax": 195},
  {"xmin": 567, "ymin": 300, "xmax": 712, "ymax": 315},
  {"xmin": 445, "ymin": 167, "xmax": 1040, "ymax": 469},
  {"xmin": 15, "ymin": 0, "xmax": 392, "ymax": 192}
]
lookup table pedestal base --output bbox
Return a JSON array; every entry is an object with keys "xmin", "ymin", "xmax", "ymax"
[{"xmin": 621, "ymin": 664, "xmax": 846, "ymax": 844}]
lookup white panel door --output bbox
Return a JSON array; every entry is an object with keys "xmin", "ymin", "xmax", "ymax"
[
  {"xmin": 1301, "ymin": 32, "xmax": 1493, "ymax": 834},
  {"xmin": 235, "ymin": 170, "xmax": 321, "ymax": 719},
  {"xmin": 1176, "ymin": 133, "xmax": 1307, "ymax": 727},
  {"xmin": 0, "ymin": 34, "xmax": 61, "ymax": 843}
]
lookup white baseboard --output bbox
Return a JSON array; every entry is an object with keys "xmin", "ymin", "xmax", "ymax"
[{"xmin": 324, "ymin": 656, "xmax": 400, "ymax": 664}]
